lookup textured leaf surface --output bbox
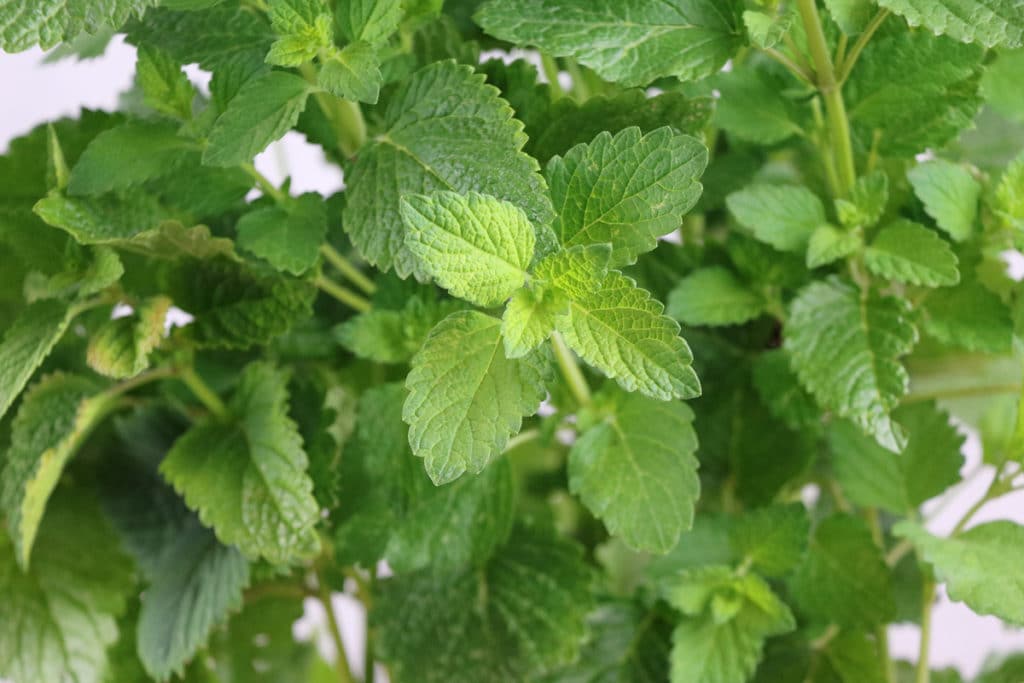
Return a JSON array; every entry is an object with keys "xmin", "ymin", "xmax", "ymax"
[
  {"xmin": 0, "ymin": 0, "xmax": 157, "ymax": 51},
  {"xmin": 475, "ymin": 0, "xmax": 745, "ymax": 86},
  {"xmin": 668, "ymin": 267, "xmax": 766, "ymax": 327},
  {"xmin": 557, "ymin": 271, "xmax": 700, "ymax": 401},
  {"xmin": 864, "ymin": 219, "xmax": 959, "ymax": 286},
  {"xmin": 546, "ymin": 126, "xmax": 707, "ymax": 266},
  {"xmin": 319, "ymin": 41, "xmax": 382, "ymax": 103},
  {"xmin": 87, "ymin": 296, "xmax": 170, "ymax": 379},
  {"xmin": 0, "ymin": 299, "xmax": 72, "ymax": 421},
  {"xmin": 712, "ymin": 67, "xmax": 802, "ymax": 144},
  {"xmin": 726, "ymin": 184, "xmax": 826, "ymax": 252},
  {"xmin": 907, "ymin": 160, "xmax": 981, "ymax": 241},
  {"xmin": 375, "ymin": 524, "xmax": 593, "ymax": 683},
  {"xmin": 337, "ymin": 0, "xmax": 401, "ymax": 44},
  {"xmin": 404, "ymin": 311, "xmax": 549, "ymax": 484},
  {"xmin": 896, "ymin": 521, "xmax": 1024, "ymax": 624},
  {"xmin": 343, "ymin": 61, "xmax": 553, "ymax": 278},
  {"xmin": 501, "ymin": 285, "xmax": 567, "ymax": 359},
  {"xmin": 570, "ymin": 386, "xmax": 699, "ymax": 554},
  {"xmin": 161, "ymin": 362, "xmax": 320, "ymax": 563},
  {"xmin": 0, "ymin": 490, "xmax": 134, "ymax": 683},
  {"xmin": 336, "ymin": 295, "xmax": 465, "ymax": 363},
  {"xmin": 786, "ymin": 277, "xmax": 917, "ymax": 451},
  {"xmin": 791, "ymin": 515, "xmax": 895, "ymax": 628},
  {"xmin": 876, "ymin": 0, "xmax": 1024, "ymax": 48},
  {"xmin": 729, "ymin": 504, "xmax": 810, "ymax": 578},
  {"xmin": 400, "ymin": 191, "xmax": 535, "ymax": 306},
  {"xmin": 806, "ymin": 224, "xmax": 862, "ymax": 268},
  {"xmin": 236, "ymin": 193, "xmax": 327, "ymax": 275},
  {"xmin": 135, "ymin": 45, "xmax": 196, "ymax": 120},
  {"xmin": 921, "ymin": 278, "xmax": 1014, "ymax": 353},
  {"xmin": 204, "ymin": 71, "xmax": 311, "ymax": 167},
  {"xmin": 67, "ymin": 121, "xmax": 194, "ymax": 196}
]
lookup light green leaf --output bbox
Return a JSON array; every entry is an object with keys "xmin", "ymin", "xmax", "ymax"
[
  {"xmin": 203, "ymin": 71, "xmax": 312, "ymax": 167},
  {"xmin": 994, "ymin": 152, "xmax": 1024, "ymax": 232},
  {"xmin": 337, "ymin": 0, "xmax": 402, "ymax": 44},
  {"xmin": 712, "ymin": 67, "xmax": 802, "ymax": 144},
  {"xmin": 907, "ymin": 160, "xmax": 981, "ymax": 241},
  {"xmin": 501, "ymin": 285, "xmax": 568, "ymax": 359},
  {"xmin": 533, "ymin": 243, "xmax": 613, "ymax": 297},
  {"xmin": 786, "ymin": 277, "xmax": 917, "ymax": 451},
  {"xmin": 726, "ymin": 184, "xmax": 826, "ymax": 252},
  {"xmin": 266, "ymin": 0, "xmax": 332, "ymax": 67},
  {"xmin": 319, "ymin": 41, "xmax": 382, "ymax": 103},
  {"xmin": 475, "ymin": 0, "xmax": 745, "ymax": 86},
  {"xmin": 791, "ymin": 515, "xmax": 895, "ymax": 628},
  {"xmin": 569, "ymin": 385, "xmax": 699, "ymax": 554},
  {"xmin": 0, "ymin": 489, "xmax": 135, "ymax": 683},
  {"xmin": 546, "ymin": 126, "xmax": 707, "ymax": 267},
  {"xmin": 875, "ymin": 0, "xmax": 1024, "ymax": 48},
  {"xmin": 34, "ymin": 191, "xmax": 172, "ymax": 244},
  {"xmin": 343, "ymin": 61, "xmax": 553, "ymax": 278},
  {"xmin": 743, "ymin": 9, "xmax": 793, "ymax": 49},
  {"xmin": 0, "ymin": 0, "xmax": 157, "ymax": 52},
  {"xmin": 556, "ymin": 270, "xmax": 701, "ymax": 401},
  {"xmin": 400, "ymin": 191, "xmax": 535, "ymax": 307},
  {"xmin": 729, "ymin": 504, "xmax": 810, "ymax": 578},
  {"xmin": 667, "ymin": 267, "xmax": 766, "ymax": 327},
  {"xmin": 404, "ymin": 311, "xmax": 549, "ymax": 484},
  {"xmin": 67, "ymin": 121, "xmax": 195, "ymax": 196},
  {"xmin": 0, "ymin": 299, "xmax": 74, "ymax": 421},
  {"xmin": 0, "ymin": 374, "xmax": 120, "ymax": 568},
  {"xmin": 135, "ymin": 45, "xmax": 196, "ymax": 120},
  {"xmin": 806, "ymin": 224, "xmax": 862, "ymax": 268},
  {"xmin": 824, "ymin": 0, "xmax": 875, "ymax": 34},
  {"xmin": 138, "ymin": 522, "xmax": 250, "ymax": 680},
  {"xmin": 87, "ymin": 296, "xmax": 171, "ymax": 379},
  {"xmin": 921, "ymin": 278, "xmax": 1014, "ymax": 353},
  {"xmin": 375, "ymin": 524, "xmax": 594, "ymax": 683},
  {"xmin": 161, "ymin": 362, "xmax": 321, "ymax": 563},
  {"xmin": 895, "ymin": 521, "xmax": 1024, "ymax": 624},
  {"xmin": 836, "ymin": 171, "xmax": 889, "ymax": 228},
  {"xmin": 236, "ymin": 193, "xmax": 327, "ymax": 275},
  {"xmin": 335, "ymin": 295, "xmax": 465, "ymax": 363},
  {"xmin": 864, "ymin": 219, "xmax": 960, "ymax": 286}
]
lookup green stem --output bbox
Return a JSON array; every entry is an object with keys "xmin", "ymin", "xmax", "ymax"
[
  {"xmin": 315, "ymin": 275, "xmax": 372, "ymax": 312},
  {"xmin": 299, "ymin": 64, "xmax": 366, "ymax": 158},
  {"xmin": 539, "ymin": 53, "xmax": 564, "ymax": 99},
  {"xmin": 763, "ymin": 47, "xmax": 814, "ymax": 84},
  {"xmin": 916, "ymin": 578, "xmax": 936, "ymax": 683},
  {"xmin": 504, "ymin": 428, "xmax": 541, "ymax": 453},
  {"xmin": 865, "ymin": 508, "xmax": 896, "ymax": 683},
  {"xmin": 551, "ymin": 332, "xmax": 591, "ymax": 407},
  {"xmin": 241, "ymin": 163, "xmax": 286, "ymax": 203},
  {"xmin": 179, "ymin": 367, "xmax": 228, "ymax": 419},
  {"xmin": 838, "ymin": 9, "xmax": 890, "ymax": 84},
  {"xmin": 796, "ymin": 0, "xmax": 856, "ymax": 197},
  {"xmin": 106, "ymin": 365, "xmax": 178, "ymax": 399},
  {"xmin": 318, "ymin": 579, "xmax": 356, "ymax": 683},
  {"xmin": 563, "ymin": 59, "xmax": 591, "ymax": 101},
  {"xmin": 320, "ymin": 244, "xmax": 377, "ymax": 295},
  {"xmin": 902, "ymin": 383, "xmax": 1021, "ymax": 405}
]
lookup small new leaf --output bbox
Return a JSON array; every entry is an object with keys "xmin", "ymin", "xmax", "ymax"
[
  {"xmin": 86, "ymin": 296, "xmax": 170, "ymax": 379},
  {"xmin": 319, "ymin": 41, "xmax": 382, "ymax": 104}
]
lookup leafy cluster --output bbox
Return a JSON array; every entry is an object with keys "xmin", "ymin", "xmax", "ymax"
[{"xmin": 2, "ymin": 0, "xmax": 1024, "ymax": 682}]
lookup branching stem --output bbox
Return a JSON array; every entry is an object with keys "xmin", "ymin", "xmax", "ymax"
[
  {"xmin": 316, "ymin": 275, "xmax": 373, "ymax": 312},
  {"xmin": 179, "ymin": 367, "xmax": 229, "ymax": 419},
  {"xmin": 320, "ymin": 244, "xmax": 377, "ymax": 295},
  {"xmin": 551, "ymin": 332, "xmax": 591, "ymax": 407}
]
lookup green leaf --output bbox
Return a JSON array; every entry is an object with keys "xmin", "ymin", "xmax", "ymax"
[
  {"xmin": 319, "ymin": 41, "xmax": 382, "ymax": 103},
  {"xmin": 806, "ymin": 224, "xmax": 862, "ymax": 268},
  {"xmin": 864, "ymin": 219, "xmax": 960, "ymax": 286},
  {"xmin": 533, "ymin": 243, "xmax": 613, "ymax": 297},
  {"xmin": 921, "ymin": 278, "xmax": 1014, "ymax": 353},
  {"xmin": 137, "ymin": 521, "xmax": 250, "ymax": 680},
  {"xmin": 0, "ymin": 489, "xmax": 135, "ymax": 683},
  {"xmin": 0, "ymin": 0, "xmax": 157, "ymax": 51},
  {"xmin": 824, "ymin": 0, "xmax": 875, "ymax": 34},
  {"xmin": 907, "ymin": 160, "xmax": 981, "ymax": 241},
  {"xmin": 400, "ymin": 191, "xmax": 535, "ymax": 307},
  {"xmin": 67, "ymin": 121, "xmax": 195, "ymax": 196},
  {"xmin": 557, "ymin": 270, "xmax": 701, "ymax": 401},
  {"xmin": 404, "ymin": 310, "xmax": 549, "ymax": 484},
  {"xmin": 752, "ymin": 349, "xmax": 821, "ymax": 432},
  {"xmin": 386, "ymin": 457, "xmax": 516, "ymax": 573},
  {"xmin": 994, "ymin": 151, "xmax": 1024, "ymax": 232},
  {"xmin": 726, "ymin": 185, "xmax": 826, "ymax": 252},
  {"xmin": 162, "ymin": 257, "xmax": 315, "ymax": 350},
  {"xmin": 667, "ymin": 267, "xmax": 767, "ymax": 327},
  {"xmin": 729, "ymin": 504, "xmax": 810, "ymax": 578},
  {"xmin": 343, "ymin": 61, "xmax": 553, "ymax": 278},
  {"xmin": 0, "ymin": 374, "xmax": 119, "ymax": 568},
  {"xmin": 895, "ymin": 521, "xmax": 1024, "ymax": 624},
  {"xmin": 667, "ymin": 568, "xmax": 796, "ymax": 683},
  {"xmin": 829, "ymin": 402, "xmax": 964, "ymax": 513},
  {"xmin": 836, "ymin": 171, "xmax": 889, "ymax": 228},
  {"xmin": 791, "ymin": 515, "xmax": 895, "ymax": 628},
  {"xmin": 236, "ymin": 193, "xmax": 327, "ymax": 275},
  {"xmin": 0, "ymin": 299, "xmax": 74, "ymax": 421},
  {"xmin": 475, "ymin": 0, "xmax": 745, "ymax": 86},
  {"xmin": 712, "ymin": 67, "xmax": 802, "ymax": 144},
  {"xmin": 203, "ymin": 71, "xmax": 312, "ymax": 167},
  {"xmin": 266, "ymin": 0, "xmax": 332, "ymax": 67},
  {"xmin": 335, "ymin": 295, "xmax": 465, "ymax": 363},
  {"xmin": 135, "ymin": 46, "xmax": 197, "ymax": 120},
  {"xmin": 845, "ymin": 31, "xmax": 983, "ymax": 156},
  {"xmin": 87, "ymin": 296, "xmax": 171, "ymax": 379},
  {"xmin": 743, "ymin": 9, "xmax": 793, "ymax": 49},
  {"xmin": 337, "ymin": 0, "xmax": 402, "ymax": 44},
  {"xmin": 161, "ymin": 362, "xmax": 321, "ymax": 563},
  {"xmin": 569, "ymin": 385, "xmax": 699, "ymax": 554},
  {"xmin": 786, "ymin": 277, "xmax": 917, "ymax": 451},
  {"xmin": 501, "ymin": 285, "xmax": 568, "ymax": 360},
  {"xmin": 375, "ymin": 524, "xmax": 594, "ymax": 683},
  {"xmin": 875, "ymin": 0, "xmax": 1024, "ymax": 48},
  {"xmin": 546, "ymin": 126, "xmax": 707, "ymax": 267}
]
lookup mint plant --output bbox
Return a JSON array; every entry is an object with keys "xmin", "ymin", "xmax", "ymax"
[{"xmin": 2, "ymin": 0, "xmax": 1024, "ymax": 681}]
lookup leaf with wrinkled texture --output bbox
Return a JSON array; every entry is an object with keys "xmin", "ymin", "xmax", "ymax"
[
  {"xmin": 907, "ymin": 160, "xmax": 981, "ymax": 241},
  {"xmin": 236, "ymin": 193, "xmax": 327, "ymax": 276},
  {"xmin": 0, "ymin": 299, "xmax": 74, "ymax": 421},
  {"xmin": 0, "ymin": 0, "xmax": 158, "ymax": 52},
  {"xmin": 876, "ymin": 0, "xmax": 1024, "ymax": 48},
  {"xmin": 864, "ymin": 219, "xmax": 960, "ymax": 286},
  {"xmin": 726, "ymin": 185, "xmax": 826, "ymax": 252},
  {"xmin": 667, "ymin": 267, "xmax": 766, "ymax": 327}
]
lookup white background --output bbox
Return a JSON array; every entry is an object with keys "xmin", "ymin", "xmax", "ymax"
[{"xmin": 3, "ymin": 39, "xmax": 1024, "ymax": 680}]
